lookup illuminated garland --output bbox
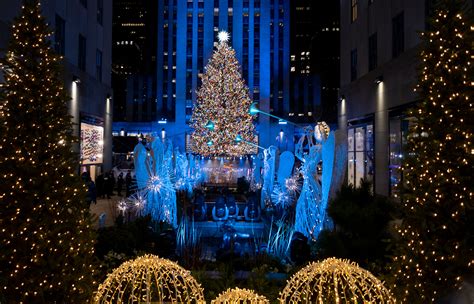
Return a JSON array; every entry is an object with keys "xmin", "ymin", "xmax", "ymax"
[
  {"xmin": 94, "ymin": 255, "xmax": 205, "ymax": 303},
  {"xmin": 190, "ymin": 31, "xmax": 256, "ymax": 156},
  {"xmin": 279, "ymin": 258, "xmax": 396, "ymax": 303},
  {"xmin": 211, "ymin": 287, "xmax": 270, "ymax": 304}
]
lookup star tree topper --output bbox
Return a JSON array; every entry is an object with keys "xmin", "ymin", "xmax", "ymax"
[{"xmin": 218, "ymin": 30, "xmax": 229, "ymax": 43}]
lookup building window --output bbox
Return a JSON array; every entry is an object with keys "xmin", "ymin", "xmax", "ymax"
[
  {"xmin": 389, "ymin": 114, "xmax": 416, "ymax": 198},
  {"xmin": 78, "ymin": 34, "xmax": 86, "ymax": 71},
  {"xmin": 351, "ymin": 0, "xmax": 358, "ymax": 22},
  {"xmin": 350, "ymin": 49, "xmax": 357, "ymax": 81},
  {"xmin": 348, "ymin": 123, "xmax": 374, "ymax": 188},
  {"xmin": 97, "ymin": 0, "xmax": 103, "ymax": 25},
  {"xmin": 392, "ymin": 11, "xmax": 404, "ymax": 58},
  {"xmin": 96, "ymin": 49, "xmax": 102, "ymax": 81},
  {"xmin": 54, "ymin": 14, "xmax": 65, "ymax": 56},
  {"xmin": 80, "ymin": 0, "xmax": 87, "ymax": 8},
  {"xmin": 368, "ymin": 33, "xmax": 377, "ymax": 71}
]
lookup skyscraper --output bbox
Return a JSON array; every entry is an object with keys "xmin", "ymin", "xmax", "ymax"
[
  {"xmin": 116, "ymin": 0, "xmax": 291, "ymax": 150},
  {"xmin": 290, "ymin": 0, "xmax": 340, "ymax": 125},
  {"xmin": 112, "ymin": 0, "xmax": 157, "ymax": 121}
]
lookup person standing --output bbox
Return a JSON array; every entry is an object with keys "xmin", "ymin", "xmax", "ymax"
[
  {"xmin": 105, "ymin": 172, "xmax": 115, "ymax": 199},
  {"xmin": 81, "ymin": 172, "xmax": 97, "ymax": 207},
  {"xmin": 96, "ymin": 173, "xmax": 104, "ymax": 198},
  {"xmin": 125, "ymin": 171, "xmax": 132, "ymax": 197},
  {"xmin": 116, "ymin": 172, "xmax": 124, "ymax": 197}
]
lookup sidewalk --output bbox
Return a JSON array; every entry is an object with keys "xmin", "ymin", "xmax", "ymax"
[{"xmin": 89, "ymin": 195, "xmax": 122, "ymax": 229}]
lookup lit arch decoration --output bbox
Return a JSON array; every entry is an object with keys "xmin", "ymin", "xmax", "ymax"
[
  {"xmin": 211, "ymin": 287, "xmax": 270, "ymax": 304},
  {"xmin": 94, "ymin": 254, "xmax": 205, "ymax": 303},
  {"xmin": 279, "ymin": 258, "xmax": 396, "ymax": 303}
]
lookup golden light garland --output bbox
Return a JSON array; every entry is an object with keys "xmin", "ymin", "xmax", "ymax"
[
  {"xmin": 94, "ymin": 255, "xmax": 205, "ymax": 303},
  {"xmin": 211, "ymin": 287, "xmax": 270, "ymax": 304},
  {"xmin": 279, "ymin": 258, "xmax": 396, "ymax": 303}
]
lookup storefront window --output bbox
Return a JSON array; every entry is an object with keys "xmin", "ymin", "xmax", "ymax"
[
  {"xmin": 348, "ymin": 122, "xmax": 374, "ymax": 188},
  {"xmin": 389, "ymin": 115, "xmax": 416, "ymax": 198}
]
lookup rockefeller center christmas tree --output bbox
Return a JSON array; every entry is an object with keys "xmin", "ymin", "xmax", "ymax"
[
  {"xmin": 390, "ymin": 0, "xmax": 473, "ymax": 302},
  {"xmin": 0, "ymin": 1, "xmax": 97, "ymax": 302},
  {"xmin": 191, "ymin": 31, "xmax": 256, "ymax": 156}
]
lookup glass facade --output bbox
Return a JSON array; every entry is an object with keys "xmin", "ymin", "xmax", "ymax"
[
  {"xmin": 347, "ymin": 122, "xmax": 374, "ymax": 188},
  {"xmin": 389, "ymin": 114, "xmax": 415, "ymax": 197}
]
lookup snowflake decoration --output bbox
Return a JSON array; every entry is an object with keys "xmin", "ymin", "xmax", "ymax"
[
  {"xmin": 285, "ymin": 174, "xmax": 301, "ymax": 196},
  {"xmin": 271, "ymin": 185, "xmax": 291, "ymax": 207},
  {"xmin": 128, "ymin": 191, "xmax": 147, "ymax": 216},
  {"xmin": 147, "ymin": 175, "xmax": 164, "ymax": 193},
  {"xmin": 117, "ymin": 199, "xmax": 129, "ymax": 214}
]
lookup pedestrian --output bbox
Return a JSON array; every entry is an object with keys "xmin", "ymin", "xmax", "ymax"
[
  {"xmin": 104, "ymin": 172, "xmax": 115, "ymax": 199},
  {"xmin": 116, "ymin": 172, "xmax": 124, "ymax": 196},
  {"xmin": 81, "ymin": 172, "xmax": 96, "ymax": 207},
  {"xmin": 125, "ymin": 171, "xmax": 132, "ymax": 197},
  {"xmin": 87, "ymin": 177, "xmax": 97, "ymax": 206},
  {"xmin": 96, "ymin": 173, "xmax": 105, "ymax": 198}
]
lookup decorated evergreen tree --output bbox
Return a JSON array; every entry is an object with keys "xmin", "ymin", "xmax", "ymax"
[
  {"xmin": 0, "ymin": 1, "xmax": 97, "ymax": 302},
  {"xmin": 191, "ymin": 31, "xmax": 256, "ymax": 156},
  {"xmin": 390, "ymin": 0, "xmax": 473, "ymax": 301}
]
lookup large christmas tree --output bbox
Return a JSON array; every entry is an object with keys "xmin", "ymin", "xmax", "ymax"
[
  {"xmin": 0, "ymin": 1, "xmax": 97, "ymax": 302},
  {"xmin": 191, "ymin": 31, "xmax": 256, "ymax": 156},
  {"xmin": 390, "ymin": 0, "xmax": 473, "ymax": 302}
]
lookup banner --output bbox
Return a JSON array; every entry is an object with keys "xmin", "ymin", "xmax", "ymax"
[{"xmin": 80, "ymin": 122, "xmax": 104, "ymax": 164}]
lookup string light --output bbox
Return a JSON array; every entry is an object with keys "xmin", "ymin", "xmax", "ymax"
[
  {"xmin": 94, "ymin": 255, "xmax": 205, "ymax": 303},
  {"xmin": 190, "ymin": 30, "xmax": 256, "ymax": 156},
  {"xmin": 211, "ymin": 287, "xmax": 269, "ymax": 304},
  {"xmin": 280, "ymin": 258, "xmax": 396, "ymax": 303},
  {"xmin": 0, "ymin": 1, "xmax": 96, "ymax": 302},
  {"xmin": 390, "ymin": 0, "xmax": 473, "ymax": 301}
]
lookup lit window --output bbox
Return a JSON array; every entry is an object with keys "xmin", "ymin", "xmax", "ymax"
[{"xmin": 351, "ymin": 0, "xmax": 358, "ymax": 22}]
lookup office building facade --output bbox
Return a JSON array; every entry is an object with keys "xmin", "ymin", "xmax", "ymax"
[
  {"xmin": 112, "ymin": 0, "xmax": 157, "ymax": 122},
  {"xmin": 117, "ymin": 0, "xmax": 291, "ymax": 151},
  {"xmin": 338, "ymin": 0, "xmax": 427, "ymax": 196},
  {"xmin": 0, "ymin": 0, "xmax": 113, "ymax": 177}
]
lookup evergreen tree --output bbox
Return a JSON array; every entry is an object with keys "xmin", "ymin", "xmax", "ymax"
[
  {"xmin": 0, "ymin": 1, "xmax": 97, "ymax": 302},
  {"xmin": 191, "ymin": 31, "xmax": 256, "ymax": 156},
  {"xmin": 390, "ymin": 0, "xmax": 473, "ymax": 301}
]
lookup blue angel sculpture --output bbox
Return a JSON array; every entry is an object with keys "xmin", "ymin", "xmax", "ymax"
[{"xmin": 294, "ymin": 122, "xmax": 335, "ymax": 240}]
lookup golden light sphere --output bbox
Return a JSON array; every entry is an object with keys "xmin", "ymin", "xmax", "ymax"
[
  {"xmin": 94, "ymin": 254, "xmax": 205, "ymax": 303},
  {"xmin": 279, "ymin": 258, "xmax": 396, "ymax": 303},
  {"xmin": 211, "ymin": 287, "xmax": 270, "ymax": 304}
]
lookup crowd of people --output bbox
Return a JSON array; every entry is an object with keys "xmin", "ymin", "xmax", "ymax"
[{"xmin": 82, "ymin": 170, "xmax": 135, "ymax": 207}]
